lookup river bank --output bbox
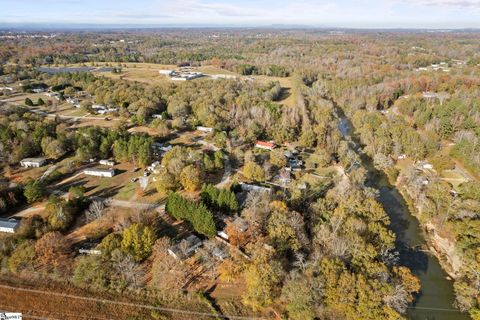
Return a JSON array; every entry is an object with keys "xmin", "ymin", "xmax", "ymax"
[{"xmin": 332, "ymin": 101, "xmax": 469, "ymax": 319}]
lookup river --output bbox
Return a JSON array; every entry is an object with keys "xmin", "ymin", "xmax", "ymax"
[{"xmin": 336, "ymin": 108, "xmax": 469, "ymax": 320}]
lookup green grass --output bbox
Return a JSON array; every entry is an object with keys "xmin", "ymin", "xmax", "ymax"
[{"xmin": 114, "ymin": 181, "xmax": 138, "ymax": 200}]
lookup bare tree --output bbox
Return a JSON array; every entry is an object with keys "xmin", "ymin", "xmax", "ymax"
[{"xmin": 85, "ymin": 200, "xmax": 105, "ymax": 222}]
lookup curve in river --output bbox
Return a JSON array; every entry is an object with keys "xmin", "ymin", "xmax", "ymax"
[{"xmin": 336, "ymin": 107, "xmax": 469, "ymax": 320}]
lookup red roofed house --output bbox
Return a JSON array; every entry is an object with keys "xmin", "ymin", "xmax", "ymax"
[{"xmin": 255, "ymin": 141, "xmax": 276, "ymax": 151}]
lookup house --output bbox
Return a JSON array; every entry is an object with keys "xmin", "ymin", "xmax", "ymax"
[
  {"xmin": 0, "ymin": 218, "xmax": 20, "ymax": 233},
  {"xmin": 197, "ymin": 126, "xmax": 213, "ymax": 133},
  {"xmin": 84, "ymin": 168, "xmax": 115, "ymax": 178},
  {"xmin": 211, "ymin": 246, "xmax": 229, "ymax": 261},
  {"xmin": 239, "ymin": 183, "xmax": 271, "ymax": 193},
  {"xmin": 32, "ymin": 88, "xmax": 46, "ymax": 93},
  {"xmin": 151, "ymin": 114, "xmax": 163, "ymax": 119},
  {"xmin": 20, "ymin": 157, "xmax": 47, "ymax": 168},
  {"xmin": 168, "ymin": 235, "xmax": 203, "ymax": 260},
  {"xmin": 170, "ymin": 72, "xmax": 204, "ymax": 81},
  {"xmin": 217, "ymin": 217, "xmax": 249, "ymax": 241},
  {"xmin": 99, "ymin": 159, "xmax": 115, "ymax": 166},
  {"xmin": 0, "ymin": 86, "xmax": 13, "ymax": 91},
  {"xmin": 92, "ymin": 104, "xmax": 106, "ymax": 110},
  {"xmin": 159, "ymin": 70, "xmax": 174, "ymax": 76},
  {"xmin": 255, "ymin": 141, "xmax": 276, "ymax": 151},
  {"xmin": 78, "ymin": 248, "xmax": 102, "ymax": 255},
  {"xmin": 397, "ymin": 154, "xmax": 407, "ymax": 160}
]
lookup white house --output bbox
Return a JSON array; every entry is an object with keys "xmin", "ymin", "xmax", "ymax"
[
  {"xmin": 152, "ymin": 114, "xmax": 163, "ymax": 119},
  {"xmin": 32, "ymin": 88, "xmax": 46, "ymax": 93},
  {"xmin": 99, "ymin": 159, "xmax": 115, "ymax": 166},
  {"xmin": 0, "ymin": 86, "xmax": 13, "ymax": 91},
  {"xmin": 197, "ymin": 126, "xmax": 213, "ymax": 133},
  {"xmin": 0, "ymin": 218, "xmax": 20, "ymax": 233},
  {"xmin": 159, "ymin": 70, "xmax": 174, "ymax": 75},
  {"xmin": 20, "ymin": 157, "xmax": 47, "ymax": 168},
  {"xmin": 168, "ymin": 235, "xmax": 203, "ymax": 260},
  {"xmin": 84, "ymin": 168, "xmax": 115, "ymax": 178}
]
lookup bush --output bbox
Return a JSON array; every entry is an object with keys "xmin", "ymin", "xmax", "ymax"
[{"xmin": 23, "ymin": 179, "xmax": 46, "ymax": 203}]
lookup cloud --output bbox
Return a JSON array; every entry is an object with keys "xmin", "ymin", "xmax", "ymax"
[
  {"xmin": 403, "ymin": 0, "xmax": 480, "ymax": 7},
  {"xmin": 156, "ymin": 0, "xmax": 261, "ymax": 18}
]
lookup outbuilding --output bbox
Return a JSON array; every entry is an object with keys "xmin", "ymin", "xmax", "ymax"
[{"xmin": 99, "ymin": 159, "xmax": 115, "ymax": 166}]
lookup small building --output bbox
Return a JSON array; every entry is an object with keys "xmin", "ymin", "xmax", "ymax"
[
  {"xmin": 255, "ymin": 141, "xmax": 276, "ymax": 151},
  {"xmin": 210, "ymin": 74, "xmax": 237, "ymax": 80},
  {"xmin": 168, "ymin": 235, "xmax": 203, "ymax": 260},
  {"xmin": 170, "ymin": 72, "xmax": 204, "ymax": 81},
  {"xmin": 78, "ymin": 248, "xmax": 102, "ymax": 255},
  {"xmin": 159, "ymin": 70, "xmax": 174, "ymax": 75},
  {"xmin": 32, "ymin": 88, "xmax": 46, "ymax": 93},
  {"xmin": 99, "ymin": 159, "xmax": 115, "ymax": 166},
  {"xmin": 20, "ymin": 157, "xmax": 47, "ymax": 168},
  {"xmin": 239, "ymin": 183, "xmax": 271, "ymax": 193},
  {"xmin": 151, "ymin": 114, "xmax": 163, "ymax": 119},
  {"xmin": 147, "ymin": 161, "xmax": 160, "ymax": 172},
  {"xmin": 66, "ymin": 97, "xmax": 79, "ymax": 105},
  {"xmin": 45, "ymin": 91, "xmax": 59, "ymax": 97},
  {"xmin": 153, "ymin": 143, "xmax": 172, "ymax": 154},
  {"xmin": 0, "ymin": 218, "xmax": 20, "ymax": 233},
  {"xmin": 279, "ymin": 168, "xmax": 292, "ymax": 185},
  {"xmin": 211, "ymin": 246, "xmax": 229, "ymax": 261},
  {"xmin": 218, "ymin": 217, "xmax": 249, "ymax": 241},
  {"xmin": 397, "ymin": 154, "xmax": 407, "ymax": 160},
  {"xmin": 197, "ymin": 126, "xmax": 213, "ymax": 133},
  {"xmin": 0, "ymin": 86, "xmax": 13, "ymax": 91},
  {"xmin": 84, "ymin": 168, "xmax": 115, "ymax": 178}
]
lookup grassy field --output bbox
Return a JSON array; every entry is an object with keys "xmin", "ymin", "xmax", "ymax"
[
  {"xmin": 441, "ymin": 168, "xmax": 469, "ymax": 189},
  {"xmin": 251, "ymin": 75, "xmax": 296, "ymax": 108}
]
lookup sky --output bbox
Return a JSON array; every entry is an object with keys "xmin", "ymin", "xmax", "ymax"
[{"xmin": 1, "ymin": 0, "xmax": 480, "ymax": 29}]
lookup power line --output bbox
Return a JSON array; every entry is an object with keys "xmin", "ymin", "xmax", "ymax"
[{"xmin": 0, "ymin": 284, "xmax": 261, "ymax": 320}]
